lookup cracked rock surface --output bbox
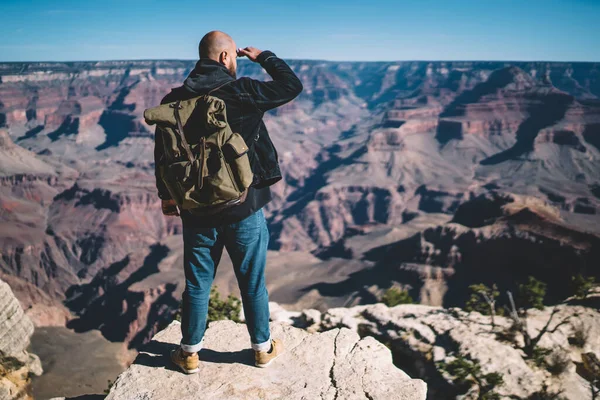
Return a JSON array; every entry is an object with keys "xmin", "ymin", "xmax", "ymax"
[
  {"xmin": 0, "ymin": 278, "xmax": 43, "ymax": 400},
  {"xmin": 316, "ymin": 303, "xmax": 600, "ymax": 399},
  {"xmin": 105, "ymin": 320, "xmax": 427, "ymax": 400}
]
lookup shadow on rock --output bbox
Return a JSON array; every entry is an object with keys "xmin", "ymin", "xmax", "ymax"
[{"xmin": 136, "ymin": 338, "xmax": 255, "ymax": 369}]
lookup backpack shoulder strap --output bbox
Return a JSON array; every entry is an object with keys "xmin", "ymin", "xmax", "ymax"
[
  {"xmin": 170, "ymin": 100, "xmax": 207, "ymax": 189},
  {"xmin": 170, "ymin": 101, "xmax": 195, "ymax": 162}
]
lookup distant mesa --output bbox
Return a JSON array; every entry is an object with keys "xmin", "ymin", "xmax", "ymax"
[
  {"xmin": 441, "ymin": 66, "xmax": 539, "ymax": 118},
  {"xmin": 0, "ymin": 59, "xmax": 599, "ymax": 364}
]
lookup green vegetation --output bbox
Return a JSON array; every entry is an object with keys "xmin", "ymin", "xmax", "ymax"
[
  {"xmin": 530, "ymin": 346, "xmax": 571, "ymax": 375},
  {"xmin": 207, "ymin": 285, "xmax": 242, "ymax": 323},
  {"xmin": 531, "ymin": 347, "xmax": 553, "ymax": 369},
  {"xmin": 104, "ymin": 379, "xmax": 114, "ymax": 394},
  {"xmin": 438, "ymin": 355, "xmax": 504, "ymax": 400},
  {"xmin": 381, "ymin": 287, "xmax": 413, "ymax": 307},
  {"xmin": 571, "ymin": 274, "xmax": 597, "ymax": 300},
  {"xmin": 445, "ymin": 273, "xmax": 595, "ymax": 397},
  {"xmin": 506, "ymin": 276, "xmax": 576, "ymax": 359},
  {"xmin": 466, "ymin": 283, "xmax": 502, "ymax": 328},
  {"xmin": 517, "ymin": 276, "xmax": 547, "ymax": 310},
  {"xmin": 174, "ymin": 285, "xmax": 242, "ymax": 324}
]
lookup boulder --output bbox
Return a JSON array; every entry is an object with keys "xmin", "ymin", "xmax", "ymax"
[
  {"xmin": 312, "ymin": 302, "xmax": 600, "ymax": 399},
  {"xmin": 0, "ymin": 278, "xmax": 43, "ymax": 400},
  {"xmin": 105, "ymin": 319, "xmax": 427, "ymax": 400}
]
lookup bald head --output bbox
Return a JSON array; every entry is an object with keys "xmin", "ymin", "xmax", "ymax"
[
  {"xmin": 199, "ymin": 31, "xmax": 236, "ymax": 60},
  {"xmin": 198, "ymin": 30, "xmax": 238, "ymax": 78}
]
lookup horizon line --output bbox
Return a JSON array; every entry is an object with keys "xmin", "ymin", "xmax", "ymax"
[{"xmin": 0, "ymin": 58, "xmax": 599, "ymax": 64}]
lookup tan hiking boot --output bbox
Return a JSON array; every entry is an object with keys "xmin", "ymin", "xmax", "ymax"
[
  {"xmin": 170, "ymin": 347, "xmax": 200, "ymax": 374},
  {"xmin": 255, "ymin": 338, "xmax": 283, "ymax": 368}
]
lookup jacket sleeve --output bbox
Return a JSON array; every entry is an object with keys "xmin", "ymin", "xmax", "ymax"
[
  {"xmin": 153, "ymin": 125, "xmax": 172, "ymax": 200},
  {"xmin": 241, "ymin": 50, "xmax": 303, "ymax": 112}
]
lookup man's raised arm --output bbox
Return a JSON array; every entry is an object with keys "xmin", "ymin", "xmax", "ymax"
[{"xmin": 237, "ymin": 47, "xmax": 303, "ymax": 112}]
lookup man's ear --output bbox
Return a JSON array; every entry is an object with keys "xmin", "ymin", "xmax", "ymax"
[{"xmin": 219, "ymin": 50, "xmax": 228, "ymax": 65}]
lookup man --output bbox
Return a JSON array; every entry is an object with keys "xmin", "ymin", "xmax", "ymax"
[{"xmin": 154, "ymin": 31, "xmax": 302, "ymax": 374}]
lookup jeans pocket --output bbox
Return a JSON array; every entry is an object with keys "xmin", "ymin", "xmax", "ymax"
[{"xmin": 232, "ymin": 209, "xmax": 264, "ymax": 246}]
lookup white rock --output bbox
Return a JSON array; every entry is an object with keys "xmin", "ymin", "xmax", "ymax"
[
  {"xmin": 0, "ymin": 278, "xmax": 43, "ymax": 398},
  {"xmin": 432, "ymin": 346, "xmax": 446, "ymax": 363},
  {"xmin": 317, "ymin": 302, "xmax": 600, "ymax": 400},
  {"xmin": 105, "ymin": 320, "xmax": 427, "ymax": 400},
  {"xmin": 238, "ymin": 301, "xmax": 302, "ymax": 325},
  {"xmin": 301, "ymin": 308, "xmax": 322, "ymax": 326},
  {"xmin": 267, "ymin": 301, "xmax": 302, "ymax": 324}
]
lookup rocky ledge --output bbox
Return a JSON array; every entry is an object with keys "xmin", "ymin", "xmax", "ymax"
[
  {"xmin": 104, "ymin": 319, "xmax": 427, "ymax": 400},
  {"xmin": 0, "ymin": 278, "xmax": 43, "ymax": 400},
  {"xmin": 269, "ymin": 302, "xmax": 600, "ymax": 399}
]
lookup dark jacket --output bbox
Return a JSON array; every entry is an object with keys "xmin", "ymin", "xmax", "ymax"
[{"xmin": 154, "ymin": 50, "xmax": 303, "ymax": 227}]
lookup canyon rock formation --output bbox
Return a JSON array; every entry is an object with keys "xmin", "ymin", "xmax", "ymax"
[
  {"xmin": 0, "ymin": 59, "xmax": 599, "ymax": 352},
  {"xmin": 268, "ymin": 301, "xmax": 600, "ymax": 400},
  {"xmin": 104, "ymin": 319, "xmax": 427, "ymax": 400}
]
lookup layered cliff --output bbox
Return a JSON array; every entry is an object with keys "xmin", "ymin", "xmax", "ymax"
[
  {"xmin": 1, "ymin": 59, "xmax": 599, "ymax": 354},
  {"xmin": 270, "ymin": 65, "xmax": 600, "ymax": 252}
]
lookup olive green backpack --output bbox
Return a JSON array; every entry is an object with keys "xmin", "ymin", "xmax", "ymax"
[{"xmin": 144, "ymin": 86, "xmax": 253, "ymax": 216}]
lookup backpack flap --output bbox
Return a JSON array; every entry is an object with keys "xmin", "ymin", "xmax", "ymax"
[
  {"xmin": 223, "ymin": 133, "xmax": 254, "ymax": 191},
  {"xmin": 222, "ymin": 135, "xmax": 249, "ymax": 159},
  {"xmin": 144, "ymin": 96, "xmax": 228, "ymax": 134},
  {"xmin": 202, "ymin": 97, "xmax": 228, "ymax": 131},
  {"xmin": 143, "ymin": 103, "xmax": 177, "ymax": 127}
]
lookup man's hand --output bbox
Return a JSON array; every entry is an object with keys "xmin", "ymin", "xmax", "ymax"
[
  {"xmin": 161, "ymin": 199, "xmax": 179, "ymax": 216},
  {"xmin": 237, "ymin": 47, "xmax": 263, "ymax": 62}
]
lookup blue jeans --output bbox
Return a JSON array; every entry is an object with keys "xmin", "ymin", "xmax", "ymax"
[{"xmin": 179, "ymin": 208, "xmax": 271, "ymax": 353}]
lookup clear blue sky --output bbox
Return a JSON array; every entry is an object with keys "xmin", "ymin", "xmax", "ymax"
[{"xmin": 1, "ymin": 0, "xmax": 598, "ymax": 62}]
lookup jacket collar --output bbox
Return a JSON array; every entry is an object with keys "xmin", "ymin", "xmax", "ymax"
[{"xmin": 183, "ymin": 58, "xmax": 235, "ymax": 94}]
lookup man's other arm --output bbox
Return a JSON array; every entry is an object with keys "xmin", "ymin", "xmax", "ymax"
[{"xmin": 238, "ymin": 49, "xmax": 303, "ymax": 112}]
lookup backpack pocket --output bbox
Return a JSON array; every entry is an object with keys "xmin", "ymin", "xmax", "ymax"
[
  {"xmin": 222, "ymin": 133, "xmax": 254, "ymax": 191},
  {"xmin": 164, "ymin": 159, "xmax": 205, "ymax": 208}
]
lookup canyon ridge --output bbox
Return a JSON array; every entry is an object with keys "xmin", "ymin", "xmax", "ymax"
[{"xmin": 0, "ymin": 59, "xmax": 599, "ymax": 396}]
